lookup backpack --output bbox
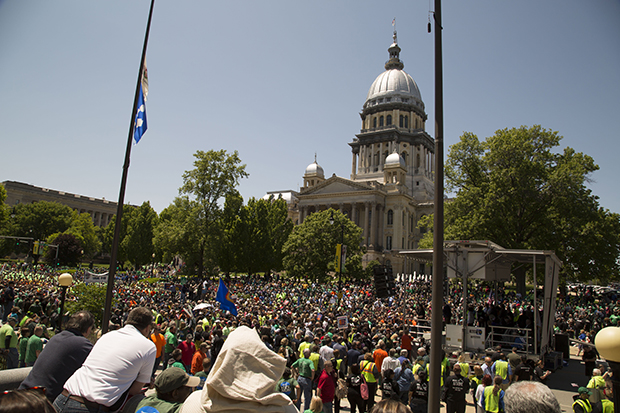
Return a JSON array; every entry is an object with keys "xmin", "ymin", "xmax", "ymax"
[{"xmin": 336, "ymin": 378, "xmax": 348, "ymax": 399}]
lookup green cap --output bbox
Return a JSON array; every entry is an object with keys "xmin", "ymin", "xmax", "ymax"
[
  {"xmin": 577, "ymin": 387, "xmax": 592, "ymax": 395},
  {"xmin": 155, "ymin": 367, "xmax": 201, "ymax": 393}
]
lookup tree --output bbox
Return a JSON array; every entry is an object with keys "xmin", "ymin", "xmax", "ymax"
[
  {"xmin": 444, "ymin": 125, "xmax": 620, "ymax": 288},
  {"xmin": 216, "ymin": 191, "xmax": 244, "ymax": 275},
  {"xmin": 159, "ymin": 150, "xmax": 248, "ymax": 277},
  {"xmin": 101, "ymin": 205, "xmax": 136, "ymax": 266},
  {"xmin": 65, "ymin": 283, "xmax": 111, "ymax": 327},
  {"xmin": 0, "ymin": 184, "xmax": 11, "ymax": 256},
  {"xmin": 10, "ymin": 201, "xmax": 73, "ymax": 241},
  {"xmin": 283, "ymin": 209, "xmax": 364, "ymax": 282},
  {"xmin": 122, "ymin": 201, "xmax": 158, "ymax": 268},
  {"xmin": 67, "ymin": 211, "xmax": 102, "ymax": 257},
  {"xmin": 45, "ymin": 233, "xmax": 82, "ymax": 266}
]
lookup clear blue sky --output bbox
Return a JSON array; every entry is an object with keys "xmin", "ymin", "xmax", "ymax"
[{"xmin": 1, "ymin": 0, "xmax": 619, "ymax": 214}]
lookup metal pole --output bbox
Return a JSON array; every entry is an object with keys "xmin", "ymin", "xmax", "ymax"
[
  {"xmin": 58, "ymin": 286, "xmax": 68, "ymax": 332},
  {"xmin": 102, "ymin": 0, "xmax": 155, "ymax": 334},
  {"xmin": 429, "ymin": 0, "xmax": 445, "ymax": 411},
  {"xmin": 533, "ymin": 255, "xmax": 538, "ymax": 353}
]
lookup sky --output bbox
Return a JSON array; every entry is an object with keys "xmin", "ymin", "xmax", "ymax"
[{"xmin": 1, "ymin": 0, "xmax": 619, "ymax": 215}]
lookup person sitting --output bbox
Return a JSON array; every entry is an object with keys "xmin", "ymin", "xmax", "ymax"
[
  {"xmin": 180, "ymin": 326, "xmax": 298, "ymax": 413},
  {"xmin": 168, "ymin": 348, "xmax": 186, "ymax": 371},
  {"xmin": 125, "ymin": 366, "xmax": 200, "ymax": 413},
  {"xmin": 194, "ymin": 357, "xmax": 212, "ymax": 390}
]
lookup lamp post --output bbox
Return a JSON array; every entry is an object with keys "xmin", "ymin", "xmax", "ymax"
[
  {"xmin": 58, "ymin": 273, "xmax": 73, "ymax": 332},
  {"xmin": 595, "ymin": 327, "xmax": 620, "ymax": 412},
  {"xmin": 152, "ymin": 253, "xmax": 156, "ymax": 275},
  {"xmin": 329, "ymin": 211, "xmax": 345, "ymax": 307}
]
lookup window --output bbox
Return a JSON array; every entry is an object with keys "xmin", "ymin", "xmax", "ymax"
[
  {"xmin": 386, "ymin": 115, "xmax": 392, "ymax": 125},
  {"xmin": 387, "ymin": 209, "xmax": 393, "ymax": 225},
  {"xmin": 379, "ymin": 116, "xmax": 384, "ymax": 127},
  {"xmin": 373, "ymin": 117, "xmax": 377, "ymax": 128},
  {"xmin": 386, "ymin": 236, "xmax": 392, "ymax": 250},
  {"xmin": 404, "ymin": 116, "xmax": 408, "ymax": 128},
  {"xmin": 399, "ymin": 115, "xmax": 403, "ymax": 127}
]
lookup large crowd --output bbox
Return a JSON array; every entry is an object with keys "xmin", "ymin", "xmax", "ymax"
[{"xmin": 0, "ymin": 262, "xmax": 618, "ymax": 413}]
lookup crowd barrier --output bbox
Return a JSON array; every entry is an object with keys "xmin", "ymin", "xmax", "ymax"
[{"xmin": 0, "ymin": 367, "xmax": 31, "ymax": 392}]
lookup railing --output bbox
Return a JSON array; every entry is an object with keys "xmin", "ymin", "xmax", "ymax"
[{"xmin": 485, "ymin": 325, "xmax": 533, "ymax": 356}]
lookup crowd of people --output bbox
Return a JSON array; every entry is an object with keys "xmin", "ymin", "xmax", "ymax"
[{"xmin": 0, "ymin": 262, "xmax": 618, "ymax": 413}]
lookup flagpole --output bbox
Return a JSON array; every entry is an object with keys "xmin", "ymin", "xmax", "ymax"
[
  {"xmin": 102, "ymin": 0, "xmax": 155, "ymax": 334},
  {"xmin": 428, "ymin": 0, "xmax": 445, "ymax": 412}
]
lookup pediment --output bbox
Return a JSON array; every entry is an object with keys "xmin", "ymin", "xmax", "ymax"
[{"xmin": 300, "ymin": 176, "xmax": 378, "ymax": 196}]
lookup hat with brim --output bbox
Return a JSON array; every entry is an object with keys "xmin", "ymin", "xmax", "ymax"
[
  {"xmin": 578, "ymin": 387, "xmax": 592, "ymax": 395},
  {"xmin": 155, "ymin": 367, "xmax": 201, "ymax": 393}
]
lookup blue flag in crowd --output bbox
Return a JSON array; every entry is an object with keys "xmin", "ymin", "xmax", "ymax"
[
  {"xmin": 216, "ymin": 278, "xmax": 238, "ymax": 316},
  {"xmin": 133, "ymin": 82, "xmax": 148, "ymax": 143}
]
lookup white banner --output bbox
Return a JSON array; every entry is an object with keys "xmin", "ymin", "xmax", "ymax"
[{"xmin": 84, "ymin": 272, "xmax": 108, "ymax": 284}]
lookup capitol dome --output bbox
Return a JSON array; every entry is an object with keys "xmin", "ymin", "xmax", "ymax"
[
  {"xmin": 362, "ymin": 31, "xmax": 424, "ymax": 112},
  {"xmin": 385, "ymin": 151, "xmax": 406, "ymax": 168}
]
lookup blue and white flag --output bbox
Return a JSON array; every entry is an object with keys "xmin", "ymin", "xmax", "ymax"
[
  {"xmin": 133, "ymin": 63, "xmax": 148, "ymax": 143},
  {"xmin": 133, "ymin": 83, "xmax": 147, "ymax": 143},
  {"xmin": 215, "ymin": 278, "xmax": 238, "ymax": 316}
]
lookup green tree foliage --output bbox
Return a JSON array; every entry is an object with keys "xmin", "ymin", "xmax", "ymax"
[
  {"xmin": 216, "ymin": 192, "xmax": 244, "ymax": 275},
  {"xmin": 0, "ymin": 184, "xmax": 11, "ymax": 256},
  {"xmin": 444, "ymin": 125, "xmax": 620, "ymax": 285},
  {"xmin": 157, "ymin": 150, "xmax": 248, "ymax": 277},
  {"xmin": 67, "ymin": 211, "xmax": 102, "ymax": 257},
  {"xmin": 45, "ymin": 233, "xmax": 82, "ymax": 266},
  {"xmin": 101, "ymin": 205, "xmax": 136, "ymax": 265},
  {"xmin": 121, "ymin": 201, "xmax": 158, "ymax": 268},
  {"xmin": 65, "ymin": 283, "xmax": 111, "ymax": 327},
  {"xmin": 283, "ymin": 209, "xmax": 364, "ymax": 282},
  {"xmin": 10, "ymin": 201, "xmax": 73, "ymax": 241},
  {"xmin": 231, "ymin": 196, "xmax": 294, "ymax": 276}
]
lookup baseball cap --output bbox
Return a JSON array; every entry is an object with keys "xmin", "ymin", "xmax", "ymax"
[
  {"xmin": 155, "ymin": 367, "xmax": 201, "ymax": 393},
  {"xmin": 577, "ymin": 387, "xmax": 592, "ymax": 395}
]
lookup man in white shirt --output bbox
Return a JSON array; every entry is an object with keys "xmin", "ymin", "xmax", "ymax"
[
  {"xmin": 54, "ymin": 307, "xmax": 157, "ymax": 412},
  {"xmin": 319, "ymin": 336, "xmax": 335, "ymax": 362},
  {"xmin": 382, "ymin": 348, "xmax": 402, "ymax": 375}
]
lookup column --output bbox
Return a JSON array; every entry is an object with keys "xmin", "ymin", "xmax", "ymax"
[
  {"xmin": 370, "ymin": 201, "xmax": 377, "ymax": 248},
  {"xmin": 351, "ymin": 151, "xmax": 357, "ymax": 178},
  {"xmin": 377, "ymin": 203, "xmax": 384, "ymax": 250},
  {"xmin": 363, "ymin": 202, "xmax": 370, "ymax": 246},
  {"xmin": 351, "ymin": 203, "xmax": 358, "ymax": 226}
]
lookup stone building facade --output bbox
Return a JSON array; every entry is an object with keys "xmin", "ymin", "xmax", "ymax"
[
  {"xmin": 2, "ymin": 180, "xmax": 117, "ymax": 227},
  {"xmin": 269, "ymin": 31, "xmax": 435, "ymax": 274}
]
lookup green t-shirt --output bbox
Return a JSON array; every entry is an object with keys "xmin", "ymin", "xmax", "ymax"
[
  {"xmin": 0, "ymin": 324, "xmax": 17, "ymax": 348},
  {"xmin": 25, "ymin": 335, "xmax": 43, "ymax": 363},
  {"xmin": 136, "ymin": 395, "xmax": 182, "ymax": 413},
  {"xmin": 164, "ymin": 331, "xmax": 178, "ymax": 353},
  {"xmin": 170, "ymin": 360, "xmax": 186, "ymax": 372},
  {"xmin": 292, "ymin": 357, "xmax": 315, "ymax": 379},
  {"xmin": 18, "ymin": 336, "xmax": 29, "ymax": 361}
]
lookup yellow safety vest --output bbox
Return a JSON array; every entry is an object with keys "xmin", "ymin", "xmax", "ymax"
[
  {"xmin": 361, "ymin": 360, "xmax": 377, "ymax": 383},
  {"xmin": 572, "ymin": 399, "xmax": 593, "ymax": 413}
]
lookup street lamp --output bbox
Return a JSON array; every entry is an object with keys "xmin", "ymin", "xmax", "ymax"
[
  {"xmin": 58, "ymin": 273, "xmax": 73, "ymax": 331},
  {"xmin": 152, "ymin": 253, "xmax": 156, "ymax": 275},
  {"xmin": 595, "ymin": 327, "xmax": 620, "ymax": 412},
  {"xmin": 329, "ymin": 211, "xmax": 345, "ymax": 307}
]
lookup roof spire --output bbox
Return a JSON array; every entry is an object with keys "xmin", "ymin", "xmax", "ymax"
[{"xmin": 385, "ymin": 26, "xmax": 404, "ymax": 70}]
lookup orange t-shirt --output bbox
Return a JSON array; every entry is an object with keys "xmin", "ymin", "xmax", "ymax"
[
  {"xmin": 373, "ymin": 348, "xmax": 388, "ymax": 371},
  {"xmin": 191, "ymin": 351, "xmax": 205, "ymax": 375},
  {"xmin": 151, "ymin": 333, "xmax": 166, "ymax": 358}
]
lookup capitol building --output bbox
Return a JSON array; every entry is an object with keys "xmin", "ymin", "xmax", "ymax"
[{"xmin": 266, "ymin": 31, "xmax": 435, "ymax": 275}]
